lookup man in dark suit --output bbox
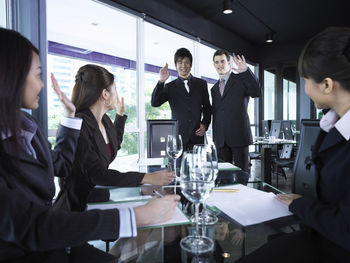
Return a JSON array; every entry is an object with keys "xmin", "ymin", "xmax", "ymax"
[
  {"xmin": 151, "ymin": 48, "xmax": 211, "ymax": 150},
  {"xmin": 211, "ymin": 49, "xmax": 261, "ymax": 172}
]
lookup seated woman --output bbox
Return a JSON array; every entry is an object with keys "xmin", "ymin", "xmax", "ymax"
[
  {"xmin": 238, "ymin": 27, "xmax": 350, "ymax": 263},
  {"xmin": 0, "ymin": 27, "xmax": 179, "ymax": 262},
  {"xmin": 54, "ymin": 64, "xmax": 174, "ymax": 212}
]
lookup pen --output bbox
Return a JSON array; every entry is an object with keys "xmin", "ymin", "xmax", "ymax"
[
  {"xmin": 213, "ymin": 189, "xmax": 240, "ymax": 192},
  {"xmin": 153, "ymin": 189, "xmax": 164, "ymax": 198}
]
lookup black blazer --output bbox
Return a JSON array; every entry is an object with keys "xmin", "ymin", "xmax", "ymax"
[
  {"xmin": 151, "ymin": 76, "xmax": 212, "ymax": 146},
  {"xmin": 211, "ymin": 69, "xmax": 261, "ymax": 148},
  {"xmin": 0, "ymin": 112, "xmax": 120, "ymax": 261},
  {"xmin": 54, "ymin": 109, "xmax": 145, "ymax": 212},
  {"xmin": 290, "ymin": 127, "xmax": 350, "ymax": 252}
]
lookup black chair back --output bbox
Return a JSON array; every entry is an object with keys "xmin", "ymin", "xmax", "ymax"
[
  {"xmin": 280, "ymin": 144, "xmax": 293, "ymax": 159},
  {"xmin": 269, "ymin": 120, "xmax": 282, "ymax": 138},
  {"xmin": 281, "ymin": 120, "xmax": 293, "ymax": 140},
  {"xmin": 147, "ymin": 119, "xmax": 178, "ymax": 158},
  {"xmin": 292, "ymin": 119, "xmax": 320, "ymax": 198},
  {"xmin": 261, "ymin": 120, "xmax": 270, "ymax": 138}
]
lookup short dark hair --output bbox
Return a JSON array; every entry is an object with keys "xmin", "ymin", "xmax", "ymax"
[
  {"xmin": 0, "ymin": 27, "xmax": 39, "ymax": 153},
  {"xmin": 71, "ymin": 64, "xmax": 114, "ymax": 113},
  {"xmin": 213, "ymin": 49, "xmax": 230, "ymax": 62},
  {"xmin": 298, "ymin": 27, "xmax": 350, "ymax": 91},
  {"xmin": 174, "ymin": 48, "xmax": 192, "ymax": 65}
]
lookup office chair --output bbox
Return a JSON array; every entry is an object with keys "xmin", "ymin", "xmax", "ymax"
[
  {"xmin": 261, "ymin": 120, "xmax": 270, "ymax": 138},
  {"xmin": 272, "ymin": 144, "xmax": 295, "ymax": 187},
  {"xmin": 292, "ymin": 119, "xmax": 320, "ymax": 198},
  {"xmin": 147, "ymin": 119, "xmax": 178, "ymax": 158},
  {"xmin": 281, "ymin": 120, "xmax": 293, "ymax": 140},
  {"xmin": 269, "ymin": 120, "xmax": 282, "ymax": 138}
]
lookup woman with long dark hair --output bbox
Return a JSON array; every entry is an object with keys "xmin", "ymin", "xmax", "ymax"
[
  {"xmin": 54, "ymin": 64, "xmax": 174, "ymax": 212},
  {"xmin": 238, "ymin": 27, "xmax": 350, "ymax": 263},
  {"xmin": 0, "ymin": 27, "xmax": 179, "ymax": 262}
]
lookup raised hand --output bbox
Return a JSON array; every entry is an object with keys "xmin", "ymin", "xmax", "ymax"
[
  {"xmin": 159, "ymin": 63, "xmax": 170, "ymax": 83},
  {"xmin": 51, "ymin": 73, "xmax": 76, "ymax": 117},
  {"xmin": 232, "ymin": 55, "xmax": 248, "ymax": 73},
  {"xmin": 115, "ymin": 89, "xmax": 125, "ymax": 116}
]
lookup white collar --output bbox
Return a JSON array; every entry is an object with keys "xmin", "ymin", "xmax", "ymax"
[{"xmin": 320, "ymin": 109, "xmax": 350, "ymax": 141}]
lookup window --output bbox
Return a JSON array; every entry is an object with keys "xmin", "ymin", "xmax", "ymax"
[
  {"xmin": 283, "ymin": 78, "xmax": 296, "ymax": 120},
  {"xmin": 264, "ymin": 70, "xmax": 275, "ymax": 119},
  {"xmin": 47, "ymin": 0, "xmax": 138, "ymax": 159},
  {"xmin": 0, "ymin": 0, "xmax": 7, "ymax": 28}
]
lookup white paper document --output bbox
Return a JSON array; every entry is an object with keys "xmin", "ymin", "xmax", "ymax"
[
  {"xmin": 87, "ymin": 200, "xmax": 190, "ymax": 228},
  {"xmin": 207, "ymin": 184, "xmax": 293, "ymax": 226},
  {"xmin": 218, "ymin": 162, "xmax": 241, "ymax": 171}
]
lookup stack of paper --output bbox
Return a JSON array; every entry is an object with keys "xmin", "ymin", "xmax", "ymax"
[
  {"xmin": 218, "ymin": 162, "xmax": 241, "ymax": 171},
  {"xmin": 207, "ymin": 184, "xmax": 293, "ymax": 226},
  {"xmin": 87, "ymin": 200, "xmax": 190, "ymax": 228}
]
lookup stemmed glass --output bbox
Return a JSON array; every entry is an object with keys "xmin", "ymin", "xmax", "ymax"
[
  {"xmin": 192, "ymin": 144, "xmax": 219, "ymax": 225},
  {"xmin": 179, "ymin": 152, "xmax": 214, "ymax": 253},
  {"xmin": 166, "ymin": 134, "xmax": 183, "ymax": 189}
]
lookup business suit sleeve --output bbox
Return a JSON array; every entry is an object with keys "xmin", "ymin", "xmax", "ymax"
[
  {"xmin": 79, "ymin": 134, "xmax": 145, "ymax": 187},
  {"xmin": 114, "ymin": 114, "xmax": 127, "ymax": 153},
  {"xmin": 51, "ymin": 124, "xmax": 81, "ymax": 178},
  {"xmin": 151, "ymin": 81, "xmax": 169, "ymax": 107},
  {"xmin": 0, "ymin": 176, "xmax": 119, "ymax": 252},
  {"xmin": 201, "ymin": 81, "xmax": 212, "ymax": 129},
  {"xmin": 240, "ymin": 68, "xmax": 261, "ymax": 98},
  {"xmin": 289, "ymin": 187, "xmax": 350, "ymax": 251}
]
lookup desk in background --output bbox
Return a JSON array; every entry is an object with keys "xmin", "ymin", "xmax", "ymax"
[{"xmin": 254, "ymin": 138, "xmax": 297, "ymax": 185}]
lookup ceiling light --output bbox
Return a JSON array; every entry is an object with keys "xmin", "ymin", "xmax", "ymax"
[
  {"xmin": 265, "ymin": 32, "xmax": 274, "ymax": 43},
  {"xmin": 223, "ymin": 0, "xmax": 233, "ymax": 14}
]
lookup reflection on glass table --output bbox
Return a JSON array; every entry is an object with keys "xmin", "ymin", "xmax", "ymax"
[{"xmin": 90, "ymin": 178, "xmax": 299, "ymax": 263}]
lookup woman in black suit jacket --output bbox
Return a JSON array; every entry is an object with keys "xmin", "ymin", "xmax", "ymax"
[
  {"xmin": 238, "ymin": 27, "xmax": 350, "ymax": 262},
  {"xmin": 0, "ymin": 28, "xmax": 179, "ymax": 262},
  {"xmin": 54, "ymin": 64, "xmax": 175, "ymax": 212}
]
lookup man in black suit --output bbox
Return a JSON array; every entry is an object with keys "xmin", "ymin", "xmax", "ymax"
[
  {"xmin": 151, "ymin": 48, "xmax": 211, "ymax": 150},
  {"xmin": 211, "ymin": 49, "xmax": 261, "ymax": 172}
]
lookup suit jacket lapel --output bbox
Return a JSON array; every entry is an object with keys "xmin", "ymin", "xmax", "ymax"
[
  {"xmin": 31, "ymin": 130, "xmax": 50, "ymax": 168},
  {"xmin": 103, "ymin": 115, "xmax": 117, "ymax": 160},
  {"xmin": 318, "ymin": 128, "xmax": 345, "ymax": 153}
]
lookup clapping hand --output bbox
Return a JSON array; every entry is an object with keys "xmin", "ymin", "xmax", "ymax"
[
  {"xmin": 51, "ymin": 73, "xmax": 76, "ymax": 117},
  {"xmin": 159, "ymin": 63, "xmax": 170, "ymax": 83},
  {"xmin": 115, "ymin": 89, "xmax": 125, "ymax": 116},
  {"xmin": 232, "ymin": 55, "xmax": 248, "ymax": 73}
]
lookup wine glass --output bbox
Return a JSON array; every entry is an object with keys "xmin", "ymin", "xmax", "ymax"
[
  {"xmin": 166, "ymin": 134, "xmax": 183, "ymax": 190},
  {"xmin": 179, "ymin": 152, "xmax": 214, "ymax": 254},
  {"xmin": 192, "ymin": 144, "xmax": 219, "ymax": 225}
]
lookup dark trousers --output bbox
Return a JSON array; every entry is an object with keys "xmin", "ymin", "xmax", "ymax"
[
  {"xmin": 217, "ymin": 143, "xmax": 249, "ymax": 172},
  {"xmin": 236, "ymin": 229, "xmax": 350, "ymax": 263}
]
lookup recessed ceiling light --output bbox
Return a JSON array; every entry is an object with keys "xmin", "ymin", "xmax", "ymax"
[{"xmin": 223, "ymin": 0, "xmax": 233, "ymax": 14}]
